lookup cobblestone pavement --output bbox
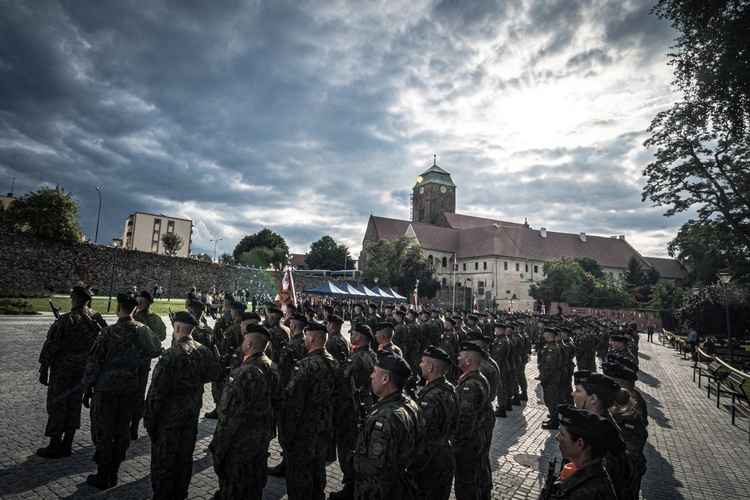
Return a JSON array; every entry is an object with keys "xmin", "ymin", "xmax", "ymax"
[{"xmin": 1, "ymin": 315, "xmax": 749, "ymax": 499}]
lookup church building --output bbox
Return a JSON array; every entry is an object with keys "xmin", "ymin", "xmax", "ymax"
[{"xmin": 361, "ymin": 158, "xmax": 683, "ymax": 310}]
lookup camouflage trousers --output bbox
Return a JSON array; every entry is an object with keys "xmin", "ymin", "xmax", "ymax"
[
  {"xmin": 334, "ymin": 408, "xmax": 358, "ymax": 485},
  {"xmin": 45, "ymin": 368, "xmax": 85, "ymax": 437},
  {"xmin": 286, "ymin": 432, "xmax": 328, "ymax": 500},
  {"xmin": 150, "ymin": 416, "xmax": 199, "ymax": 500},
  {"xmin": 414, "ymin": 444, "xmax": 455, "ymax": 500},
  {"xmin": 479, "ymin": 411, "xmax": 495, "ymax": 499},
  {"xmin": 131, "ymin": 363, "xmax": 151, "ymax": 422},
  {"xmin": 90, "ymin": 389, "xmax": 139, "ymax": 466},
  {"xmin": 453, "ymin": 435, "xmax": 485, "ymax": 500},
  {"xmin": 497, "ymin": 368, "xmax": 510, "ymax": 408},
  {"xmin": 212, "ymin": 430, "xmax": 271, "ymax": 500},
  {"xmin": 506, "ymin": 363, "xmax": 518, "ymax": 403},
  {"xmin": 517, "ymin": 359, "xmax": 528, "ymax": 395}
]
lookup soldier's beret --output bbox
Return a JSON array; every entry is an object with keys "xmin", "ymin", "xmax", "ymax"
[
  {"xmin": 241, "ymin": 311, "xmax": 261, "ymax": 322},
  {"xmin": 376, "ymin": 351, "xmax": 412, "ymax": 379},
  {"xmin": 393, "ymin": 310, "xmax": 406, "ymax": 317},
  {"xmin": 117, "ymin": 292, "xmax": 139, "ymax": 309},
  {"xmin": 223, "ymin": 292, "xmax": 234, "ymax": 301},
  {"xmin": 423, "ymin": 346, "xmax": 452, "ymax": 366},
  {"xmin": 71, "ymin": 285, "xmax": 93, "ymax": 300},
  {"xmin": 452, "ymin": 315, "xmax": 463, "ymax": 322},
  {"xmin": 291, "ymin": 313, "xmax": 308, "ymax": 324},
  {"xmin": 323, "ymin": 305, "xmax": 335, "ymax": 314},
  {"xmin": 467, "ymin": 315, "xmax": 478, "ymax": 322},
  {"xmin": 353, "ymin": 323, "xmax": 374, "ymax": 339},
  {"xmin": 230, "ymin": 300, "xmax": 247, "ymax": 312},
  {"xmin": 556, "ymin": 405, "xmax": 625, "ymax": 455},
  {"xmin": 327, "ymin": 314, "xmax": 343, "ymax": 324},
  {"xmin": 375, "ymin": 321, "xmax": 394, "ymax": 331},
  {"xmin": 420, "ymin": 309, "xmax": 430, "ymax": 316},
  {"xmin": 407, "ymin": 309, "xmax": 418, "ymax": 316},
  {"xmin": 173, "ymin": 311, "xmax": 199, "ymax": 327},
  {"xmin": 494, "ymin": 322, "xmax": 507, "ymax": 330},
  {"xmin": 543, "ymin": 327, "xmax": 558, "ymax": 335},
  {"xmin": 465, "ymin": 330, "xmax": 490, "ymax": 344},
  {"xmin": 305, "ymin": 320, "xmax": 327, "ymax": 333},
  {"xmin": 602, "ymin": 362, "xmax": 638, "ymax": 381},
  {"xmin": 304, "ymin": 307, "xmax": 316, "ymax": 315},
  {"xmin": 353, "ymin": 303, "xmax": 365, "ymax": 310},
  {"xmin": 462, "ymin": 309, "xmax": 470, "ymax": 314},
  {"xmin": 458, "ymin": 342, "xmax": 485, "ymax": 356},
  {"xmin": 444, "ymin": 317, "xmax": 456, "ymax": 326},
  {"xmin": 368, "ymin": 303, "xmax": 378, "ymax": 309},
  {"xmin": 384, "ymin": 304, "xmax": 394, "ymax": 310},
  {"xmin": 610, "ymin": 334, "xmax": 628, "ymax": 343},
  {"xmin": 187, "ymin": 292, "xmax": 199, "ymax": 303},
  {"xmin": 479, "ymin": 312, "xmax": 488, "ymax": 317},
  {"xmin": 574, "ymin": 371, "xmax": 621, "ymax": 393},
  {"xmin": 430, "ymin": 308, "xmax": 439, "ymax": 313},
  {"xmin": 445, "ymin": 309, "xmax": 453, "ymax": 314},
  {"xmin": 606, "ymin": 353, "xmax": 639, "ymax": 373},
  {"xmin": 188, "ymin": 299, "xmax": 205, "ymax": 313},
  {"xmin": 560, "ymin": 327, "xmax": 573, "ymax": 334},
  {"xmin": 245, "ymin": 323, "xmax": 271, "ymax": 340},
  {"xmin": 139, "ymin": 290, "xmax": 154, "ymax": 302},
  {"xmin": 286, "ymin": 303, "xmax": 297, "ymax": 310},
  {"xmin": 267, "ymin": 307, "xmax": 283, "ymax": 316}
]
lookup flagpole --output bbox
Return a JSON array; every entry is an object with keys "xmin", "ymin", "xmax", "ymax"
[{"xmin": 451, "ymin": 253, "xmax": 456, "ymax": 311}]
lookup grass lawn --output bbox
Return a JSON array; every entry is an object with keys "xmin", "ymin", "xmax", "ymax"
[{"xmin": 29, "ymin": 296, "xmax": 186, "ymax": 317}]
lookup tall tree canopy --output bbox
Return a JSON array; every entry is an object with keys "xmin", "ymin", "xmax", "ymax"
[
  {"xmin": 305, "ymin": 235, "xmax": 355, "ymax": 271},
  {"xmin": 361, "ymin": 237, "xmax": 439, "ymax": 299},
  {"xmin": 161, "ymin": 233, "xmax": 184, "ymax": 256},
  {"xmin": 233, "ymin": 228, "xmax": 289, "ymax": 270},
  {"xmin": 2, "ymin": 186, "xmax": 82, "ymax": 244}
]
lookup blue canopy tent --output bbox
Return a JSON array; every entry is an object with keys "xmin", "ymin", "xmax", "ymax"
[
  {"xmin": 302, "ymin": 281, "xmax": 350, "ymax": 298},
  {"xmin": 355, "ymin": 284, "xmax": 384, "ymax": 299},
  {"xmin": 338, "ymin": 282, "xmax": 367, "ymax": 297},
  {"xmin": 385, "ymin": 287, "xmax": 408, "ymax": 302}
]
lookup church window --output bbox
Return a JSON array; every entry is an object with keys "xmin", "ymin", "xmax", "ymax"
[{"xmin": 442, "ymin": 257, "xmax": 447, "ymax": 268}]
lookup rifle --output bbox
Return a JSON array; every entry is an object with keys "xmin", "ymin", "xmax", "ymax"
[
  {"xmin": 351, "ymin": 378, "xmax": 368, "ymax": 430},
  {"xmin": 49, "ymin": 299, "xmax": 61, "ymax": 320},
  {"xmin": 168, "ymin": 307, "xmax": 175, "ymax": 325},
  {"xmin": 540, "ymin": 457, "xmax": 558, "ymax": 500}
]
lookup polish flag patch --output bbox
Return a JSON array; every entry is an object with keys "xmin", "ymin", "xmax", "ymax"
[
  {"xmin": 374, "ymin": 421, "xmax": 384, "ymax": 431},
  {"xmin": 228, "ymin": 376, "xmax": 234, "ymax": 384},
  {"xmin": 420, "ymin": 401, "xmax": 429, "ymax": 408}
]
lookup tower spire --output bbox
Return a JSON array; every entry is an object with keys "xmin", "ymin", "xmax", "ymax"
[{"xmin": 433, "ymin": 154, "xmax": 437, "ymax": 166}]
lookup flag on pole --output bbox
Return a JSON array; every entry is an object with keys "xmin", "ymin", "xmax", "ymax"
[
  {"xmin": 412, "ymin": 285, "xmax": 419, "ymax": 310},
  {"xmin": 453, "ymin": 253, "xmax": 458, "ymax": 271},
  {"xmin": 472, "ymin": 295, "xmax": 478, "ymax": 313},
  {"xmin": 276, "ymin": 268, "xmax": 297, "ymax": 310}
]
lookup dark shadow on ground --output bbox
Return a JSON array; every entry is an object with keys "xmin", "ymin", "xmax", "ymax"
[
  {"xmin": 641, "ymin": 442, "xmax": 685, "ymax": 500},
  {"xmin": 640, "ymin": 390, "xmax": 672, "ymax": 429},
  {"xmin": 639, "ymin": 352, "xmax": 652, "ymax": 361},
  {"xmin": 638, "ymin": 370, "xmax": 661, "ymax": 389},
  {"xmin": 0, "ymin": 446, "xmax": 96, "ymax": 496}
]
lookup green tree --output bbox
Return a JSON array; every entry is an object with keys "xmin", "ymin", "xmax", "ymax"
[
  {"xmin": 623, "ymin": 256, "xmax": 646, "ymax": 290},
  {"xmin": 529, "ymin": 257, "xmax": 588, "ymax": 306},
  {"xmin": 574, "ymin": 257, "xmax": 604, "ymax": 279},
  {"xmin": 233, "ymin": 228, "xmax": 289, "ymax": 270},
  {"xmin": 649, "ymin": 279, "xmax": 684, "ymax": 312},
  {"xmin": 196, "ymin": 252, "xmax": 212, "ymax": 262},
  {"xmin": 219, "ymin": 252, "xmax": 235, "ymax": 265},
  {"xmin": 305, "ymin": 235, "xmax": 355, "ymax": 270},
  {"xmin": 3, "ymin": 186, "xmax": 82, "ymax": 244},
  {"xmin": 161, "ymin": 233, "xmax": 184, "ymax": 256},
  {"xmin": 361, "ymin": 237, "xmax": 439, "ymax": 299}
]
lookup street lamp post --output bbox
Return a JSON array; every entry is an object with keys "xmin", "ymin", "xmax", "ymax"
[
  {"xmin": 95, "ymin": 187, "xmax": 102, "ymax": 244},
  {"xmin": 210, "ymin": 238, "xmax": 223, "ymax": 262},
  {"xmin": 718, "ymin": 273, "xmax": 733, "ymax": 365}
]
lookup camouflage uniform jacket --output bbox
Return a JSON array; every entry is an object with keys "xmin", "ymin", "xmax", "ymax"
[
  {"xmin": 83, "ymin": 317, "xmax": 162, "ymax": 392},
  {"xmin": 406, "ymin": 320, "xmax": 422, "ymax": 360},
  {"xmin": 410, "ymin": 376, "xmax": 457, "ymax": 473},
  {"xmin": 342, "ymin": 344, "xmax": 377, "ymax": 414},
  {"xmin": 39, "ymin": 306, "xmax": 99, "ymax": 374},
  {"xmin": 480, "ymin": 356, "xmax": 501, "ymax": 400},
  {"xmin": 221, "ymin": 322, "xmax": 243, "ymax": 356},
  {"xmin": 281, "ymin": 347, "xmax": 339, "ymax": 451},
  {"xmin": 393, "ymin": 322, "xmax": 410, "ymax": 357},
  {"xmin": 191, "ymin": 321, "xmax": 215, "ymax": 350},
  {"xmin": 210, "ymin": 352, "xmax": 283, "ymax": 461},
  {"xmin": 326, "ymin": 332, "xmax": 351, "ymax": 364},
  {"xmin": 378, "ymin": 342, "xmax": 403, "ymax": 357},
  {"xmin": 134, "ymin": 309, "xmax": 167, "ymax": 342},
  {"xmin": 453, "ymin": 370, "xmax": 489, "ymax": 451},
  {"xmin": 144, "ymin": 336, "xmax": 220, "ymax": 431},
  {"xmin": 212, "ymin": 311, "xmax": 231, "ymax": 347},
  {"xmin": 268, "ymin": 322, "xmax": 291, "ymax": 365},
  {"xmin": 537, "ymin": 342, "xmax": 562, "ymax": 385},
  {"xmin": 351, "ymin": 313, "xmax": 367, "ymax": 332},
  {"xmin": 543, "ymin": 461, "xmax": 617, "ymax": 500},
  {"xmin": 439, "ymin": 328, "xmax": 459, "ymax": 356},
  {"xmin": 490, "ymin": 335, "xmax": 511, "ymax": 375},
  {"xmin": 278, "ymin": 334, "xmax": 306, "ymax": 387},
  {"xmin": 354, "ymin": 391, "xmax": 422, "ymax": 499}
]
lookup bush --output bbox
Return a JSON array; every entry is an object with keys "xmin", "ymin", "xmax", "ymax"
[{"xmin": 0, "ymin": 298, "xmax": 39, "ymax": 314}]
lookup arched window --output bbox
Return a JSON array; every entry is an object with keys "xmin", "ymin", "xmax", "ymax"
[
  {"xmin": 428, "ymin": 255, "xmax": 434, "ymax": 265},
  {"xmin": 442, "ymin": 257, "xmax": 447, "ymax": 268},
  {"xmin": 442, "ymin": 278, "xmax": 447, "ymax": 286}
]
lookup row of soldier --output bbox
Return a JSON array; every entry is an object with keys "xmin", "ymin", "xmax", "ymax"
[{"xmin": 37, "ymin": 285, "xmax": 648, "ymax": 499}]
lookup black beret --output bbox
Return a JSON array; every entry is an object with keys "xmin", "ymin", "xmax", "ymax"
[
  {"xmin": 420, "ymin": 309, "xmax": 431, "ymax": 316},
  {"xmin": 305, "ymin": 320, "xmax": 327, "ymax": 333},
  {"xmin": 462, "ymin": 309, "xmax": 470, "ymax": 314},
  {"xmin": 375, "ymin": 321, "xmax": 394, "ymax": 331},
  {"xmin": 353, "ymin": 303, "xmax": 365, "ymax": 309},
  {"xmin": 173, "ymin": 311, "xmax": 199, "ymax": 326},
  {"xmin": 393, "ymin": 309, "xmax": 406, "ymax": 317},
  {"xmin": 384, "ymin": 304, "xmax": 394, "ymax": 310},
  {"xmin": 458, "ymin": 342, "xmax": 485, "ymax": 355},
  {"xmin": 444, "ymin": 309, "xmax": 453, "ymax": 313},
  {"xmin": 323, "ymin": 305, "xmax": 335, "ymax": 314},
  {"xmin": 71, "ymin": 285, "xmax": 93, "ymax": 300},
  {"xmin": 286, "ymin": 303, "xmax": 297, "ymax": 310},
  {"xmin": 606, "ymin": 353, "xmax": 639, "ymax": 373},
  {"xmin": 556, "ymin": 405, "xmax": 625, "ymax": 455},
  {"xmin": 368, "ymin": 302, "xmax": 378, "ymax": 309},
  {"xmin": 610, "ymin": 334, "xmax": 628, "ymax": 343},
  {"xmin": 304, "ymin": 307, "xmax": 316, "ymax": 315},
  {"xmin": 230, "ymin": 300, "xmax": 247, "ymax": 312},
  {"xmin": 241, "ymin": 311, "xmax": 261, "ymax": 322},
  {"xmin": 188, "ymin": 299, "xmax": 205, "ymax": 313},
  {"xmin": 245, "ymin": 323, "xmax": 271, "ymax": 340},
  {"xmin": 445, "ymin": 317, "xmax": 456, "ymax": 326},
  {"xmin": 223, "ymin": 293, "xmax": 234, "ymax": 301},
  {"xmin": 467, "ymin": 315, "xmax": 478, "ymax": 322},
  {"xmin": 602, "ymin": 362, "xmax": 638, "ymax": 381},
  {"xmin": 291, "ymin": 313, "xmax": 308, "ymax": 324},
  {"xmin": 494, "ymin": 322, "xmax": 507, "ymax": 330},
  {"xmin": 267, "ymin": 307, "xmax": 283, "ymax": 316},
  {"xmin": 574, "ymin": 371, "xmax": 620, "ymax": 393},
  {"xmin": 430, "ymin": 308, "xmax": 439, "ymax": 313},
  {"xmin": 543, "ymin": 327, "xmax": 558, "ymax": 334},
  {"xmin": 117, "ymin": 292, "xmax": 139, "ymax": 309},
  {"xmin": 186, "ymin": 292, "xmax": 199, "ymax": 302},
  {"xmin": 139, "ymin": 290, "xmax": 154, "ymax": 302},
  {"xmin": 422, "ymin": 346, "xmax": 452, "ymax": 366},
  {"xmin": 353, "ymin": 323, "xmax": 374, "ymax": 339},
  {"xmin": 452, "ymin": 315, "xmax": 463, "ymax": 322},
  {"xmin": 560, "ymin": 327, "xmax": 573, "ymax": 334},
  {"xmin": 327, "ymin": 314, "xmax": 344, "ymax": 324},
  {"xmin": 465, "ymin": 330, "xmax": 489, "ymax": 343},
  {"xmin": 376, "ymin": 351, "xmax": 412, "ymax": 379},
  {"xmin": 407, "ymin": 309, "xmax": 418, "ymax": 316}
]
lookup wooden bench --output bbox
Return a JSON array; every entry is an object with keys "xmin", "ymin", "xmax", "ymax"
[
  {"xmin": 727, "ymin": 371, "xmax": 750, "ymax": 442},
  {"xmin": 707, "ymin": 362, "xmax": 735, "ymax": 408},
  {"xmin": 693, "ymin": 349, "xmax": 714, "ymax": 386}
]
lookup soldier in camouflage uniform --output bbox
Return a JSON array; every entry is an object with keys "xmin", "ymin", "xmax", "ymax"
[
  {"xmin": 187, "ymin": 299, "xmax": 215, "ymax": 350},
  {"xmin": 326, "ymin": 314, "xmax": 351, "ymax": 363},
  {"xmin": 366, "ymin": 303, "xmax": 381, "ymax": 335},
  {"xmin": 410, "ymin": 346, "xmax": 457, "ymax": 500},
  {"xmin": 405, "ymin": 309, "xmax": 422, "ymax": 386},
  {"xmin": 453, "ymin": 342, "xmax": 491, "ymax": 500},
  {"xmin": 490, "ymin": 322, "xmax": 512, "ymax": 417},
  {"xmin": 330, "ymin": 323, "xmax": 377, "ymax": 500},
  {"xmin": 37, "ymin": 286, "xmax": 105, "ymax": 458},
  {"xmin": 145, "ymin": 311, "xmax": 221, "ymax": 500},
  {"xmin": 206, "ymin": 299, "xmax": 246, "ymax": 419},
  {"xmin": 207, "ymin": 294, "xmax": 233, "ymax": 415},
  {"xmin": 503, "ymin": 324, "xmax": 518, "ymax": 411},
  {"xmin": 210, "ymin": 324, "xmax": 283, "ymax": 500},
  {"xmin": 392, "ymin": 309, "xmax": 410, "ymax": 357},
  {"xmin": 350, "ymin": 303, "xmax": 367, "ymax": 333},
  {"xmin": 511, "ymin": 323, "xmax": 526, "ymax": 406},
  {"xmin": 541, "ymin": 405, "xmax": 624, "ymax": 500},
  {"xmin": 559, "ymin": 327, "xmax": 576, "ymax": 405},
  {"xmin": 430, "ymin": 308, "xmax": 444, "ymax": 346},
  {"xmin": 418, "ymin": 309, "xmax": 434, "ymax": 352},
  {"xmin": 539, "ymin": 328, "xmax": 564, "ymax": 429},
  {"xmin": 131, "ymin": 290, "xmax": 167, "ymax": 440},
  {"xmin": 282, "ymin": 321, "xmax": 339, "ymax": 500},
  {"xmin": 266, "ymin": 307, "xmax": 291, "ymax": 365},
  {"xmin": 82, "ymin": 292, "xmax": 162, "ymax": 489},
  {"xmin": 353, "ymin": 351, "xmax": 422, "ymax": 499},
  {"xmin": 609, "ymin": 334, "xmax": 638, "ymax": 369},
  {"xmin": 440, "ymin": 317, "xmax": 460, "ymax": 383},
  {"xmin": 375, "ymin": 322, "xmax": 403, "ymax": 356}
]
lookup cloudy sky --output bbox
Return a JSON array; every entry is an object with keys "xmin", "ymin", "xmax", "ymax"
[{"xmin": 0, "ymin": 0, "xmax": 690, "ymax": 260}]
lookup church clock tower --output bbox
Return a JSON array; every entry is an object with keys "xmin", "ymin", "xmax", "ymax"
[{"xmin": 412, "ymin": 156, "xmax": 456, "ymax": 225}]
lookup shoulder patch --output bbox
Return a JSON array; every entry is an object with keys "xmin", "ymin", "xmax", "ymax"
[
  {"xmin": 420, "ymin": 401, "xmax": 428, "ymax": 408},
  {"xmin": 462, "ymin": 386, "xmax": 471, "ymax": 392},
  {"xmin": 374, "ymin": 421, "xmax": 384, "ymax": 431},
  {"xmin": 623, "ymin": 422, "xmax": 635, "ymax": 432},
  {"xmin": 347, "ymin": 358, "xmax": 353, "ymax": 364},
  {"xmin": 227, "ymin": 376, "xmax": 234, "ymax": 384},
  {"xmin": 293, "ymin": 366, "xmax": 300, "ymax": 373}
]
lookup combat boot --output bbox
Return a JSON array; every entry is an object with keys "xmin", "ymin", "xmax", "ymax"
[
  {"xmin": 505, "ymin": 401, "xmax": 513, "ymax": 411},
  {"xmin": 519, "ymin": 390, "xmax": 528, "ymax": 402},
  {"xmin": 110, "ymin": 462, "xmax": 121, "ymax": 487},
  {"xmin": 86, "ymin": 464, "xmax": 112, "ymax": 490},
  {"xmin": 511, "ymin": 395, "xmax": 521, "ymax": 406},
  {"xmin": 62, "ymin": 430, "xmax": 76, "ymax": 457},
  {"xmin": 130, "ymin": 418, "xmax": 140, "ymax": 440},
  {"xmin": 268, "ymin": 459, "xmax": 286, "ymax": 477},
  {"xmin": 204, "ymin": 408, "xmax": 219, "ymax": 419},
  {"xmin": 494, "ymin": 406, "xmax": 507, "ymax": 418},
  {"xmin": 36, "ymin": 436, "xmax": 63, "ymax": 459},
  {"xmin": 329, "ymin": 482, "xmax": 354, "ymax": 500},
  {"xmin": 541, "ymin": 419, "xmax": 559, "ymax": 430}
]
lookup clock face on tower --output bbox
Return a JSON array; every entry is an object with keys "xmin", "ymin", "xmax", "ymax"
[
  {"xmin": 440, "ymin": 186, "xmax": 447, "ymax": 193},
  {"xmin": 419, "ymin": 187, "xmax": 424, "ymax": 194}
]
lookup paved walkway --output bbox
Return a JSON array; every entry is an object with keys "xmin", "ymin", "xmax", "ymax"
[{"xmin": 1, "ymin": 315, "xmax": 749, "ymax": 499}]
